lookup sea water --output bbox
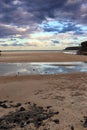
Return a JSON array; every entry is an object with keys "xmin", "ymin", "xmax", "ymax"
[{"xmin": 0, "ymin": 62, "xmax": 87, "ymax": 76}]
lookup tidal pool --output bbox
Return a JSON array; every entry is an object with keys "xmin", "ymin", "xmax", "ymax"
[{"xmin": 0, "ymin": 62, "xmax": 87, "ymax": 76}]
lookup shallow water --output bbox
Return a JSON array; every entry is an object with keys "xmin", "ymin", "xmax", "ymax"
[{"xmin": 0, "ymin": 62, "xmax": 87, "ymax": 76}]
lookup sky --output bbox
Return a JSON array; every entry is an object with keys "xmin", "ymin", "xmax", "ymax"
[{"xmin": 0, "ymin": 0, "xmax": 87, "ymax": 50}]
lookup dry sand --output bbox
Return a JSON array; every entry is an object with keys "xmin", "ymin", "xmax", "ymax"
[{"xmin": 0, "ymin": 52, "xmax": 87, "ymax": 130}]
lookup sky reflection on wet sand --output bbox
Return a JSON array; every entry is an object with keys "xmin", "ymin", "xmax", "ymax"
[{"xmin": 0, "ymin": 62, "xmax": 87, "ymax": 76}]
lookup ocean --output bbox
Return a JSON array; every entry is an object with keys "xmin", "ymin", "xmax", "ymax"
[{"xmin": 1, "ymin": 50, "xmax": 77, "ymax": 54}]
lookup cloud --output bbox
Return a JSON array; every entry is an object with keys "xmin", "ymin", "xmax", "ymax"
[
  {"xmin": 0, "ymin": 0, "xmax": 86, "ymax": 26},
  {"xmin": 0, "ymin": 0, "xmax": 87, "ymax": 49},
  {"xmin": 0, "ymin": 24, "xmax": 28, "ymax": 38},
  {"xmin": 51, "ymin": 40, "xmax": 59, "ymax": 43},
  {"xmin": 51, "ymin": 40, "xmax": 60, "ymax": 46},
  {"xmin": 12, "ymin": 43, "xmax": 24, "ymax": 46},
  {"xmin": 0, "ymin": 43, "xmax": 8, "ymax": 46},
  {"xmin": 59, "ymin": 23, "xmax": 83, "ymax": 35},
  {"xmin": 0, "ymin": 42, "xmax": 23, "ymax": 46},
  {"xmin": 24, "ymin": 42, "xmax": 38, "ymax": 47},
  {"xmin": 0, "ymin": 24, "xmax": 19, "ymax": 38},
  {"xmin": 39, "ymin": 21, "xmax": 85, "ymax": 35}
]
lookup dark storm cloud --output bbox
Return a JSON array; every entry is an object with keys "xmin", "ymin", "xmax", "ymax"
[
  {"xmin": 1, "ymin": 0, "xmax": 85, "ymax": 25},
  {"xmin": 0, "ymin": 0, "xmax": 67, "ymax": 25},
  {"xmin": 0, "ymin": 0, "xmax": 87, "ymax": 38},
  {"xmin": 0, "ymin": 24, "xmax": 21, "ymax": 38}
]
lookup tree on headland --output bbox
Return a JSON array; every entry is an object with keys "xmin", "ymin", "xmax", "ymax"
[
  {"xmin": 80, "ymin": 41, "xmax": 87, "ymax": 51},
  {"xmin": 77, "ymin": 41, "xmax": 87, "ymax": 55}
]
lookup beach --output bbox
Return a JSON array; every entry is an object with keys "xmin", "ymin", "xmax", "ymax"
[
  {"xmin": 0, "ymin": 51, "xmax": 87, "ymax": 62},
  {"xmin": 0, "ymin": 52, "xmax": 87, "ymax": 130}
]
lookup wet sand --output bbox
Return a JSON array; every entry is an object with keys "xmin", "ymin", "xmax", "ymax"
[{"xmin": 0, "ymin": 52, "xmax": 87, "ymax": 130}]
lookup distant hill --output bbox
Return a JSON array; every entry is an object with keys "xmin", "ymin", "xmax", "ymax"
[{"xmin": 64, "ymin": 46, "xmax": 80, "ymax": 50}]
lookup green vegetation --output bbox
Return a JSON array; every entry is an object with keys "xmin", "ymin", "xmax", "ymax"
[
  {"xmin": 80, "ymin": 41, "xmax": 87, "ymax": 51},
  {"xmin": 77, "ymin": 41, "xmax": 87, "ymax": 55}
]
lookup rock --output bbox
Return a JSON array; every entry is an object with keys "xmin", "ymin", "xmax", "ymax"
[
  {"xmin": 83, "ymin": 119, "xmax": 87, "ymax": 127},
  {"xmin": 71, "ymin": 126, "xmax": 74, "ymax": 130},
  {"xmin": 0, "ymin": 104, "xmax": 8, "ymax": 108},
  {"xmin": 20, "ymin": 121, "xmax": 27, "ymax": 128},
  {"xmin": 0, "ymin": 120, "xmax": 14, "ymax": 129},
  {"xmin": 0, "ymin": 100, "xmax": 10, "ymax": 108},
  {"xmin": 15, "ymin": 103, "xmax": 21, "ymax": 107},
  {"xmin": 47, "ymin": 106, "xmax": 52, "ymax": 109},
  {"xmin": 53, "ymin": 119, "xmax": 59, "ymax": 124},
  {"xmin": 80, "ymin": 120, "xmax": 83, "ymax": 123},
  {"xmin": 9, "ymin": 101, "xmax": 13, "ymax": 103},
  {"xmin": 25, "ymin": 116, "xmax": 29, "ymax": 120},
  {"xmin": 38, "ymin": 115, "xmax": 48, "ymax": 121},
  {"xmin": 37, "ymin": 121, "xmax": 42, "ymax": 127},
  {"xmin": 38, "ymin": 106, "xmax": 43, "ymax": 110},
  {"xmin": 0, "ymin": 100, "xmax": 8, "ymax": 104},
  {"xmin": 53, "ymin": 111, "xmax": 59, "ymax": 115},
  {"xmin": 14, "ymin": 118, "xmax": 20, "ymax": 123},
  {"xmin": 27, "ymin": 120, "xmax": 30, "ymax": 124},
  {"xmin": 19, "ymin": 107, "xmax": 26, "ymax": 111},
  {"xmin": 0, "ymin": 102, "xmax": 58, "ymax": 129}
]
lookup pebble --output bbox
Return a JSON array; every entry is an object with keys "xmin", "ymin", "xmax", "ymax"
[
  {"xmin": 54, "ymin": 111, "xmax": 59, "ymax": 115},
  {"xmin": 47, "ymin": 106, "xmax": 52, "ymax": 109},
  {"xmin": 71, "ymin": 126, "xmax": 74, "ymax": 130},
  {"xmin": 83, "ymin": 119, "xmax": 87, "ymax": 127},
  {"xmin": 19, "ymin": 107, "xmax": 26, "ymax": 111},
  {"xmin": 20, "ymin": 121, "xmax": 27, "ymax": 128},
  {"xmin": 0, "ymin": 104, "xmax": 8, "ymax": 108},
  {"xmin": 15, "ymin": 103, "xmax": 21, "ymax": 107},
  {"xmin": 53, "ymin": 119, "xmax": 59, "ymax": 124}
]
